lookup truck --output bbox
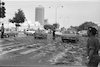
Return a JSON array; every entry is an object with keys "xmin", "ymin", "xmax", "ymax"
[
  {"xmin": 55, "ymin": 32, "xmax": 79, "ymax": 43},
  {"xmin": 61, "ymin": 34, "xmax": 79, "ymax": 43}
]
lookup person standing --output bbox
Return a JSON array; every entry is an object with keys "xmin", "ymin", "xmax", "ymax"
[
  {"xmin": 1, "ymin": 23, "xmax": 5, "ymax": 38},
  {"xmin": 87, "ymin": 27, "xmax": 100, "ymax": 67},
  {"xmin": 53, "ymin": 30, "xmax": 55, "ymax": 40}
]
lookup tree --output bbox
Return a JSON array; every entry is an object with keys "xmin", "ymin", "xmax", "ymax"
[
  {"xmin": 9, "ymin": 9, "xmax": 26, "ymax": 31},
  {"xmin": 0, "ymin": 2, "xmax": 6, "ymax": 18},
  {"xmin": 44, "ymin": 23, "xmax": 60, "ymax": 40},
  {"xmin": 52, "ymin": 23, "xmax": 60, "ymax": 40},
  {"xmin": 44, "ymin": 23, "xmax": 60, "ymax": 31},
  {"xmin": 60, "ymin": 27, "xmax": 66, "ymax": 32},
  {"xmin": 78, "ymin": 21, "xmax": 98, "ymax": 31},
  {"xmin": 53, "ymin": 23, "xmax": 60, "ymax": 30},
  {"xmin": 44, "ymin": 24, "xmax": 53, "ymax": 30}
]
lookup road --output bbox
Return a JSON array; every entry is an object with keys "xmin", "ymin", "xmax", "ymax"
[{"xmin": 0, "ymin": 32, "xmax": 95, "ymax": 67}]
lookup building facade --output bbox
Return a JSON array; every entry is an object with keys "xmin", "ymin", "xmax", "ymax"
[{"xmin": 35, "ymin": 6, "xmax": 44, "ymax": 25}]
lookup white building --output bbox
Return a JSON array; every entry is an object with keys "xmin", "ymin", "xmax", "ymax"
[{"xmin": 35, "ymin": 6, "xmax": 44, "ymax": 25}]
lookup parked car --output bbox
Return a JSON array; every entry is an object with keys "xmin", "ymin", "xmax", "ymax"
[
  {"xmin": 55, "ymin": 31, "xmax": 62, "ymax": 37},
  {"xmin": 4, "ymin": 31, "xmax": 18, "ymax": 38},
  {"xmin": 61, "ymin": 34, "xmax": 79, "ymax": 43},
  {"xmin": 34, "ymin": 31, "xmax": 47, "ymax": 39},
  {"xmin": 78, "ymin": 30, "xmax": 88, "ymax": 37}
]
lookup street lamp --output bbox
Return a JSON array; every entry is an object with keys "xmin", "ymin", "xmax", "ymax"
[
  {"xmin": 44, "ymin": 4, "xmax": 63, "ymax": 25},
  {"xmin": 25, "ymin": 19, "xmax": 30, "ymax": 30},
  {"xmin": 47, "ymin": 5, "xmax": 63, "ymax": 24},
  {"xmin": 55, "ymin": 5, "xmax": 63, "ymax": 23}
]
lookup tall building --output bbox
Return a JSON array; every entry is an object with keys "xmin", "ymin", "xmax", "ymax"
[
  {"xmin": 35, "ymin": 6, "xmax": 44, "ymax": 25},
  {"xmin": 44, "ymin": 19, "xmax": 48, "ymax": 25}
]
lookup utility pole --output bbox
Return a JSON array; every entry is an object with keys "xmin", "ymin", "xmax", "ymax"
[
  {"xmin": 26, "ymin": 19, "xmax": 30, "ymax": 30},
  {"xmin": 55, "ymin": 4, "xmax": 63, "ymax": 23}
]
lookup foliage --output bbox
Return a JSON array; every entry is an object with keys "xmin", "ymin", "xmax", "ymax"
[
  {"xmin": 44, "ymin": 24, "xmax": 53, "ymax": 30},
  {"xmin": 53, "ymin": 23, "xmax": 60, "ymax": 30},
  {"xmin": 44, "ymin": 23, "xmax": 60, "ymax": 31},
  {"xmin": 9, "ymin": 9, "xmax": 26, "ymax": 27},
  {"xmin": 60, "ymin": 27, "xmax": 66, "ymax": 32},
  {"xmin": 78, "ymin": 21, "xmax": 98, "ymax": 31}
]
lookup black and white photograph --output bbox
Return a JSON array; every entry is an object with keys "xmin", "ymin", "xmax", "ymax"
[{"xmin": 0, "ymin": 0, "xmax": 100, "ymax": 67}]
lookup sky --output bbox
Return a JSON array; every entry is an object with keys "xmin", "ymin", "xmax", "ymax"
[{"xmin": 1, "ymin": 0, "xmax": 100, "ymax": 28}]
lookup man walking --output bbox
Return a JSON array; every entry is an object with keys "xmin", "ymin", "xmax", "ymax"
[{"xmin": 53, "ymin": 30, "xmax": 55, "ymax": 40}]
